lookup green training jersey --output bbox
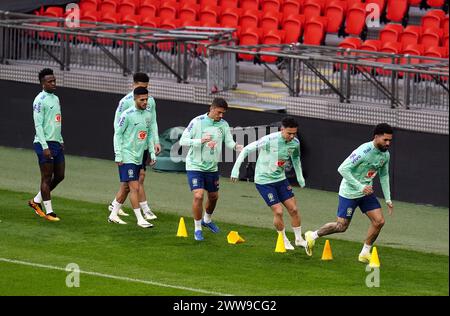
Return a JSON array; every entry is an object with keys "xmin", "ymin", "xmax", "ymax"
[
  {"xmin": 338, "ymin": 141, "xmax": 391, "ymax": 203},
  {"xmin": 231, "ymin": 132, "xmax": 306, "ymax": 186},
  {"xmin": 179, "ymin": 113, "xmax": 236, "ymax": 172},
  {"xmin": 114, "ymin": 91, "xmax": 159, "ymax": 146},
  {"xmin": 33, "ymin": 90, "xmax": 63, "ymax": 149},
  {"xmin": 114, "ymin": 106, "xmax": 156, "ymax": 165}
]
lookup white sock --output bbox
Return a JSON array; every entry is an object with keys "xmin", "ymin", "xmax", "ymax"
[
  {"xmin": 34, "ymin": 192, "xmax": 42, "ymax": 204},
  {"xmin": 312, "ymin": 231, "xmax": 319, "ymax": 240},
  {"xmin": 43, "ymin": 200, "xmax": 53, "ymax": 214},
  {"xmin": 203, "ymin": 211, "xmax": 212, "ymax": 224},
  {"xmin": 293, "ymin": 226, "xmax": 304, "ymax": 241},
  {"xmin": 194, "ymin": 219, "xmax": 202, "ymax": 231},
  {"xmin": 278, "ymin": 228, "xmax": 288, "ymax": 240},
  {"xmin": 110, "ymin": 201, "xmax": 122, "ymax": 217},
  {"xmin": 133, "ymin": 208, "xmax": 144, "ymax": 222},
  {"xmin": 361, "ymin": 243, "xmax": 372, "ymax": 255},
  {"xmin": 111, "ymin": 198, "xmax": 118, "ymax": 206},
  {"xmin": 139, "ymin": 201, "xmax": 151, "ymax": 213}
]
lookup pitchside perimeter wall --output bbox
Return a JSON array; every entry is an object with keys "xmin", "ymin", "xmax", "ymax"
[{"xmin": 0, "ymin": 80, "xmax": 448, "ymax": 207}]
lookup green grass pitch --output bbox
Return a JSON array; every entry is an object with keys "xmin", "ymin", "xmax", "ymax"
[{"xmin": 0, "ymin": 147, "xmax": 448, "ymax": 296}]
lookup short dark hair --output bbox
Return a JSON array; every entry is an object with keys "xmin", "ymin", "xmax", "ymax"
[
  {"xmin": 133, "ymin": 72, "xmax": 149, "ymax": 83},
  {"xmin": 211, "ymin": 97, "xmax": 228, "ymax": 109},
  {"xmin": 373, "ymin": 123, "xmax": 393, "ymax": 136},
  {"xmin": 38, "ymin": 68, "xmax": 54, "ymax": 83},
  {"xmin": 282, "ymin": 117, "xmax": 299, "ymax": 129},
  {"xmin": 133, "ymin": 87, "xmax": 148, "ymax": 96}
]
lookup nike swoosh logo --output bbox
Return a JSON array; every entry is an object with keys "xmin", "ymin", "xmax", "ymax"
[
  {"xmin": 49, "ymin": 106, "xmax": 54, "ymax": 109},
  {"xmin": 134, "ymin": 123, "xmax": 139, "ymax": 126}
]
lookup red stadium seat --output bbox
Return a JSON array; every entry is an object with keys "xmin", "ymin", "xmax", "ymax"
[
  {"xmin": 408, "ymin": 0, "xmax": 421, "ymax": 6},
  {"xmin": 346, "ymin": 0, "xmax": 362, "ymax": 9},
  {"xmin": 338, "ymin": 36, "xmax": 362, "ymax": 49},
  {"xmin": 424, "ymin": 46, "xmax": 447, "ymax": 57},
  {"xmin": 199, "ymin": 6, "xmax": 219, "ymax": 24},
  {"xmin": 261, "ymin": 30, "xmax": 285, "ymax": 62},
  {"xmin": 303, "ymin": 16, "xmax": 327, "ymax": 45},
  {"xmin": 399, "ymin": 25, "xmax": 422, "ymax": 48},
  {"xmin": 386, "ymin": 0, "xmax": 408, "ymax": 23},
  {"xmin": 141, "ymin": 15, "xmax": 161, "ymax": 28},
  {"xmin": 344, "ymin": 3, "xmax": 366, "ymax": 35},
  {"xmin": 427, "ymin": 0, "xmax": 445, "ymax": 7},
  {"xmin": 261, "ymin": 0, "xmax": 282, "ymax": 12},
  {"xmin": 200, "ymin": 0, "xmax": 219, "ymax": 6},
  {"xmin": 260, "ymin": 11, "xmax": 281, "ymax": 31},
  {"xmin": 139, "ymin": 4, "xmax": 158, "ymax": 17},
  {"xmin": 421, "ymin": 27, "xmax": 443, "ymax": 47},
  {"xmin": 421, "ymin": 10, "xmax": 446, "ymax": 29},
  {"xmin": 357, "ymin": 39, "xmax": 382, "ymax": 72},
  {"xmin": 325, "ymin": 1, "xmax": 345, "ymax": 33},
  {"xmin": 79, "ymin": 0, "xmax": 99, "ymax": 12},
  {"xmin": 179, "ymin": 6, "xmax": 198, "ymax": 22},
  {"xmin": 220, "ymin": 8, "xmax": 240, "ymax": 27},
  {"xmin": 238, "ymin": 27, "xmax": 261, "ymax": 60},
  {"xmin": 365, "ymin": 0, "xmax": 386, "ymax": 11},
  {"xmin": 44, "ymin": 6, "xmax": 64, "ymax": 17},
  {"xmin": 158, "ymin": 1, "xmax": 178, "ymax": 20},
  {"xmin": 220, "ymin": 0, "xmax": 239, "ymax": 9},
  {"xmin": 282, "ymin": 0, "xmax": 301, "ymax": 18},
  {"xmin": 240, "ymin": 0, "xmax": 260, "ymax": 10},
  {"xmin": 118, "ymin": 1, "xmax": 137, "ymax": 16},
  {"xmin": 240, "ymin": 9, "xmax": 260, "ymax": 29},
  {"xmin": 400, "ymin": 43, "xmax": 424, "ymax": 77},
  {"xmin": 379, "ymin": 23, "xmax": 403, "ymax": 42},
  {"xmin": 377, "ymin": 41, "xmax": 402, "ymax": 75},
  {"xmin": 281, "ymin": 14, "xmax": 304, "ymax": 43},
  {"xmin": 303, "ymin": 1, "xmax": 323, "ymax": 18},
  {"xmin": 99, "ymin": 0, "xmax": 118, "ymax": 13}
]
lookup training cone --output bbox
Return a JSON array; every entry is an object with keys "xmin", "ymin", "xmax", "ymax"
[
  {"xmin": 369, "ymin": 247, "xmax": 381, "ymax": 268},
  {"xmin": 275, "ymin": 232, "xmax": 286, "ymax": 253},
  {"xmin": 227, "ymin": 231, "xmax": 245, "ymax": 244},
  {"xmin": 176, "ymin": 217, "xmax": 188, "ymax": 237},
  {"xmin": 321, "ymin": 239, "xmax": 333, "ymax": 260}
]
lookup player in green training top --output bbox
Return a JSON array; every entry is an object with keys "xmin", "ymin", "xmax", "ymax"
[
  {"xmin": 180, "ymin": 98, "xmax": 243, "ymax": 241},
  {"xmin": 28, "ymin": 68, "xmax": 65, "ymax": 222},
  {"xmin": 231, "ymin": 117, "xmax": 309, "ymax": 254},
  {"xmin": 108, "ymin": 73, "xmax": 160, "ymax": 222},
  {"xmin": 305, "ymin": 123, "xmax": 394, "ymax": 262},
  {"xmin": 109, "ymin": 87, "xmax": 156, "ymax": 228}
]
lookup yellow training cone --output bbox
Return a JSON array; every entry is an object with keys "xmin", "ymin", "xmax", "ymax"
[
  {"xmin": 227, "ymin": 231, "xmax": 245, "ymax": 244},
  {"xmin": 369, "ymin": 247, "xmax": 381, "ymax": 268},
  {"xmin": 275, "ymin": 232, "xmax": 286, "ymax": 253},
  {"xmin": 321, "ymin": 239, "xmax": 333, "ymax": 261},
  {"xmin": 176, "ymin": 217, "xmax": 188, "ymax": 237}
]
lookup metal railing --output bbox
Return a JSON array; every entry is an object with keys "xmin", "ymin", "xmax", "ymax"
[
  {"xmin": 0, "ymin": 11, "xmax": 235, "ymax": 82},
  {"xmin": 209, "ymin": 43, "xmax": 449, "ymax": 110}
]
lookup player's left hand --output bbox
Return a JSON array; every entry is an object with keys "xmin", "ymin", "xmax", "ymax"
[
  {"xmin": 154, "ymin": 144, "xmax": 162, "ymax": 155},
  {"xmin": 149, "ymin": 159, "xmax": 156, "ymax": 167},
  {"xmin": 386, "ymin": 202, "xmax": 394, "ymax": 215},
  {"xmin": 235, "ymin": 144, "xmax": 244, "ymax": 152}
]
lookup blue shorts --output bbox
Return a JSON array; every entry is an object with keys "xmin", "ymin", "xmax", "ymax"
[
  {"xmin": 187, "ymin": 171, "xmax": 220, "ymax": 193},
  {"xmin": 337, "ymin": 194, "xmax": 381, "ymax": 219},
  {"xmin": 256, "ymin": 179, "xmax": 295, "ymax": 207},
  {"xmin": 118, "ymin": 163, "xmax": 142, "ymax": 183},
  {"xmin": 141, "ymin": 150, "xmax": 149, "ymax": 171},
  {"xmin": 34, "ymin": 141, "xmax": 65, "ymax": 165}
]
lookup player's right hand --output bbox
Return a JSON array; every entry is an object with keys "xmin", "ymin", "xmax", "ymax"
[
  {"xmin": 363, "ymin": 185, "xmax": 373, "ymax": 195},
  {"xmin": 116, "ymin": 162, "xmax": 124, "ymax": 166},
  {"xmin": 43, "ymin": 149, "xmax": 52, "ymax": 160}
]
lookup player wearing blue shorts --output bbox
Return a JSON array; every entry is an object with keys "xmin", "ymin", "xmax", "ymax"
[
  {"xmin": 231, "ymin": 117, "xmax": 309, "ymax": 254},
  {"xmin": 180, "ymin": 98, "xmax": 243, "ymax": 241},
  {"xmin": 109, "ymin": 87, "xmax": 156, "ymax": 228},
  {"xmin": 28, "ymin": 68, "xmax": 65, "ymax": 222},
  {"xmin": 305, "ymin": 123, "xmax": 394, "ymax": 262}
]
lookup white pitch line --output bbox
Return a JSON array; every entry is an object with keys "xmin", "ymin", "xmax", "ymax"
[{"xmin": 0, "ymin": 258, "xmax": 233, "ymax": 296}]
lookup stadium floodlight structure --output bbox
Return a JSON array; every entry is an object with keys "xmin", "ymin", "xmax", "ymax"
[
  {"xmin": 0, "ymin": 10, "xmax": 235, "ymax": 82},
  {"xmin": 208, "ymin": 43, "xmax": 449, "ymax": 110}
]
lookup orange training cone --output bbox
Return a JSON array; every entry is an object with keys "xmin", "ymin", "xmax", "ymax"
[
  {"xmin": 369, "ymin": 247, "xmax": 381, "ymax": 268},
  {"xmin": 321, "ymin": 239, "xmax": 333, "ymax": 261},
  {"xmin": 176, "ymin": 217, "xmax": 188, "ymax": 237},
  {"xmin": 275, "ymin": 232, "xmax": 286, "ymax": 253}
]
